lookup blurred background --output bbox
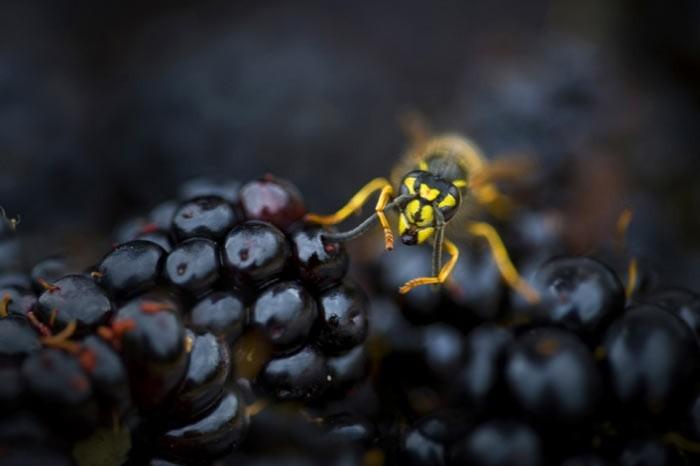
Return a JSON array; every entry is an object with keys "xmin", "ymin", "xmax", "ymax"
[{"xmin": 1, "ymin": 0, "xmax": 699, "ymax": 285}]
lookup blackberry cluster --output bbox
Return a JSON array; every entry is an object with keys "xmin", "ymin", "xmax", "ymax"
[
  {"xmin": 0, "ymin": 176, "xmax": 372, "ymax": 465},
  {"xmin": 366, "ymin": 208, "xmax": 700, "ymax": 466}
]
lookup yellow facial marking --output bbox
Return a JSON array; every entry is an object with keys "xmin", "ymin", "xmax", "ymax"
[
  {"xmin": 403, "ymin": 176, "xmax": 417, "ymax": 195},
  {"xmin": 438, "ymin": 194, "xmax": 456, "ymax": 209},
  {"xmin": 453, "ymin": 179, "xmax": 468, "ymax": 188},
  {"xmin": 417, "ymin": 205, "xmax": 434, "ymax": 227},
  {"xmin": 398, "ymin": 213, "xmax": 409, "ymax": 235},
  {"xmin": 417, "ymin": 227, "xmax": 435, "ymax": 244},
  {"xmin": 419, "ymin": 161, "xmax": 428, "ymax": 171},
  {"xmin": 406, "ymin": 199, "xmax": 421, "ymax": 222},
  {"xmin": 419, "ymin": 183, "xmax": 440, "ymax": 201}
]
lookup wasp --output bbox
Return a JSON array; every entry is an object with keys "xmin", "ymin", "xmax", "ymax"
[{"xmin": 305, "ymin": 122, "xmax": 540, "ymax": 304}]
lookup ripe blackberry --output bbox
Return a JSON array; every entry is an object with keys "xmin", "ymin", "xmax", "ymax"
[
  {"xmin": 96, "ymin": 240, "xmax": 166, "ymax": 298},
  {"xmin": 172, "ymin": 196, "xmax": 239, "ymax": 241},
  {"xmin": 504, "ymin": 327, "xmax": 602, "ymax": 422},
  {"xmin": 317, "ymin": 281, "xmax": 369, "ymax": 354},
  {"xmin": 290, "ymin": 225, "xmax": 349, "ymax": 291},
  {"xmin": 258, "ymin": 345, "xmax": 331, "ymax": 401},
  {"xmin": 602, "ymin": 304, "xmax": 700, "ymax": 415},
  {"xmin": 222, "ymin": 221, "xmax": 290, "ymax": 288},
  {"xmin": 163, "ymin": 238, "xmax": 220, "ymax": 295},
  {"xmin": 452, "ymin": 324, "xmax": 513, "ymax": 408},
  {"xmin": 167, "ymin": 330, "xmax": 230, "ymax": 422},
  {"xmin": 239, "ymin": 175, "xmax": 306, "ymax": 230},
  {"xmin": 250, "ymin": 281, "xmax": 318, "ymax": 354},
  {"xmin": 157, "ymin": 389, "xmax": 249, "ymax": 460},
  {"xmin": 35, "ymin": 274, "xmax": 113, "ymax": 334},
  {"xmin": 189, "ymin": 291, "xmax": 246, "ymax": 343},
  {"xmin": 449, "ymin": 420, "xmax": 543, "ymax": 466},
  {"xmin": 530, "ymin": 256, "xmax": 625, "ymax": 334},
  {"xmin": 113, "ymin": 292, "xmax": 188, "ymax": 411}
]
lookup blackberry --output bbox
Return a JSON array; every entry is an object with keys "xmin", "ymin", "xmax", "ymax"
[
  {"xmin": 95, "ymin": 240, "xmax": 166, "ymax": 298},
  {"xmin": 290, "ymin": 225, "xmax": 349, "ymax": 291},
  {"xmin": 452, "ymin": 324, "xmax": 513, "ymax": 408},
  {"xmin": 190, "ymin": 291, "xmax": 247, "ymax": 343},
  {"xmin": 172, "ymin": 196, "xmax": 239, "ymax": 241},
  {"xmin": 250, "ymin": 281, "xmax": 318, "ymax": 354},
  {"xmin": 259, "ymin": 345, "xmax": 331, "ymax": 401},
  {"xmin": 35, "ymin": 274, "xmax": 113, "ymax": 334},
  {"xmin": 504, "ymin": 327, "xmax": 602, "ymax": 422},
  {"xmin": 167, "ymin": 330, "xmax": 231, "ymax": 422},
  {"xmin": 157, "ymin": 390, "xmax": 249, "ymax": 460},
  {"xmin": 602, "ymin": 304, "xmax": 700, "ymax": 415},
  {"xmin": 113, "ymin": 293, "xmax": 188, "ymax": 411},
  {"xmin": 239, "ymin": 176, "xmax": 306, "ymax": 230},
  {"xmin": 449, "ymin": 420, "xmax": 543, "ymax": 466},
  {"xmin": 222, "ymin": 221, "xmax": 290, "ymax": 288},
  {"xmin": 317, "ymin": 281, "xmax": 369, "ymax": 353},
  {"xmin": 163, "ymin": 238, "xmax": 220, "ymax": 295},
  {"xmin": 530, "ymin": 256, "xmax": 625, "ymax": 334}
]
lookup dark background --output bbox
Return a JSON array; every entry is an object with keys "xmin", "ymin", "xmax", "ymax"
[{"xmin": 1, "ymin": 0, "xmax": 699, "ymax": 284}]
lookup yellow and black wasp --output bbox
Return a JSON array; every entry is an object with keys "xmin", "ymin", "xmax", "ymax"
[{"xmin": 305, "ymin": 123, "xmax": 540, "ymax": 304}]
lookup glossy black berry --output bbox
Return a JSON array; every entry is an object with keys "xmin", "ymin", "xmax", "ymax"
[
  {"xmin": 158, "ymin": 390, "xmax": 248, "ymax": 459},
  {"xmin": 0, "ymin": 316, "xmax": 40, "ymax": 362},
  {"xmin": 446, "ymin": 246, "xmax": 504, "ymax": 321},
  {"xmin": 603, "ymin": 304, "xmax": 700, "ymax": 414},
  {"xmin": 114, "ymin": 294, "xmax": 188, "ymax": 410},
  {"xmin": 318, "ymin": 281, "xmax": 368, "ymax": 353},
  {"xmin": 96, "ymin": 240, "xmax": 165, "ymax": 297},
  {"xmin": 420, "ymin": 324, "xmax": 466, "ymax": 382},
  {"xmin": 164, "ymin": 238, "xmax": 220, "ymax": 295},
  {"xmin": 190, "ymin": 291, "xmax": 246, "ymax": 344},
  {"xmin": 0, "ymin": 287, "xmax": 36, "ymax": 318},
  {"xmin": 643, "ymin": 288, "xmax": 700, "ymax": 340},
  {"xmin": 251, "ymin": 281, "xmax": 318, "ymax": 354},
  {"xmin": 402, "ymin": 412, "xmax": 470, "ymax": 466},
  {"xmin": 327, "ymin": 345, "xmax": 369, "ymax": 393},
  {"xmin": 149, "ymin": 200, "xmax": 178, "ymax": 231},
  {"xmin": 531, "ymin": 256, "xmax": 625, "ymax": 333},
  {"xmin": 259, "ymin": 345, "xmax": 330, "ymax": 401},
  {"xmin": 30, "ymin": 256, "xmax": 70, "ymax": 294},
  {"xmin": 36, "ymin": 274, "xmax": 112, "ymax": 333},
  {"xmin": 222, "ymin": 221, "xmax": 290, "ymax": 287},
  {"xmin": 290, "ymin": 225, "xmax": 348, "ymax": 291},
  {"xmin": 239, "ymin": 176, "xmax": 306, "ymax": 230},
  {"xmin": 505, "ymin": 327, "xmax": 601, "ymax": 422},
  {"xmin": 21, "ymin": 349, "xmax": 97, "ymax": 436},
  {"xmin": 82, "ymin": 335, "xmax": 129, "ymax": 405},
  {"xmin": 169, "ymin": 331, "xmax": 230, "ymax": 422},
  {"xmin": 172, "ymin": 196, "xmax": 238, "ymax": 241},
  {"xmin": 137, "ymin": 230, "xmax": 174, "ymax": 253},
  {"xmin": 450, "ymin": 420, "xmax": 543, "ymax": 466},
  {"xmin": 454, "ymin": 324, "xmax": 513, "ymax": 407},
  {"xmin": 0, "ymin": 272, "xmax": 32, "ymax": 291},
  {"xmin": 323, "ymin": 413, "xmax": 376, "ymax": 447},
  {"xmin": 179, "ymin": 178, "xmax": 241, "ymax": 205}
]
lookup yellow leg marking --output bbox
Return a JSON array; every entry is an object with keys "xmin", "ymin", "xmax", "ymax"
[
  {"xmin": 625, "ymin": 257, "xmax": 638, "ymax": 300},
  {"xmin": 375, "ymin": 185, "xmax": 395, "ymax": 250},
  {"xmin": 399, "ymin": 239, "xmax": 459, "ymax": 294},
  {"xmin": 467, "ymin": 222, "xmax": 540, "ymax": 304},
  {"xmin": 304, "ymin": 178, "xmax": 392, "ymax": 226}
]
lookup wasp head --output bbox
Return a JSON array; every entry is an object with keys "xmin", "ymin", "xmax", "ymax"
[{"xmin": 397, "ymin": 171, "xmax": 461, "ymax": 245}]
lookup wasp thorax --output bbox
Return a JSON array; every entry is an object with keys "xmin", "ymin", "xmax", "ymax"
[{"xmin": 397, "ymin": 171, "xmax": 462, "ymax": 245}]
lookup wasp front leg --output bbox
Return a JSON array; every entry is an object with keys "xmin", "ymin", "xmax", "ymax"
[
  {"xmin": 399, "ymin": 235, "xmax": 459, "ymax": 294},
  {"xmin": 305, "ymin": 177, "xmax": 392, "ymax": 226}
]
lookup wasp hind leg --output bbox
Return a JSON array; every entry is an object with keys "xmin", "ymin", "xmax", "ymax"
[
  {"xmin": 399, "ymin": 235, "xmax": 459, "ymax": 294},
  {"xmin": 466, "ymin": 221, "xmax": 540, "ymax": 304}
]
